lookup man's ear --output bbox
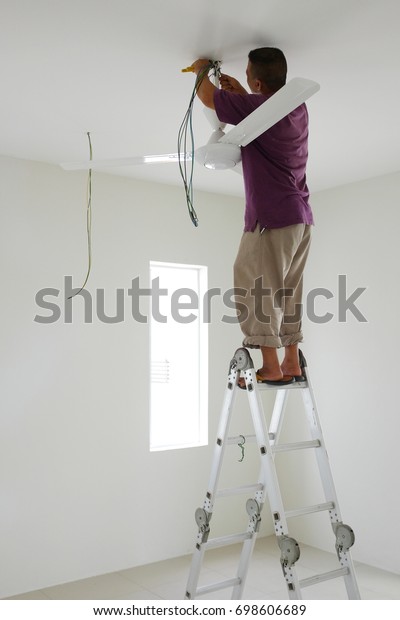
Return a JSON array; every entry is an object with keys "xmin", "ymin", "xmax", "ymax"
[{"xmin": 254, "ymin": 79, "xmax": 262, "ymax": 93}]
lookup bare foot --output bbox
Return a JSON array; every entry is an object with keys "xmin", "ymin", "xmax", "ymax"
[
  {"xmin": 281, "ymin": 344, "xmax": 302, "ymax": 378},
  {"xmin": 256, "ymin": 366, "xmax": 286, "ymax": 382},
  {"xmin": 280, "ymin": 362, "xmax": 302, "ymax": 377},
  {"xmin": 238, "ymin": 369, "xmax": 292, "ymax": 389},
  {"xmin": 259, "ymin": 346, "xmax": 285, "ymax": 381},
  {"xmin": 238, "ymin": 377, "xmax": 246, "ymax": 389}
]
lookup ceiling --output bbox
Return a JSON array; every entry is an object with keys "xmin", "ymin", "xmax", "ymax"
[{"xmin": 1, "ymin": 0, "xmax": 399, "ymax": 198}]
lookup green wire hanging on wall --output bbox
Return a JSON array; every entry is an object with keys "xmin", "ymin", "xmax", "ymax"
[{"xmin": 68, "ymin": 132, "xmax": 93, "ymax": 299}]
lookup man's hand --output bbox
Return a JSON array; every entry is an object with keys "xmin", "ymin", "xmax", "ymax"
[
  {"xmin": 219, "ymin": 73, "xmax": 248, "ymax": 95},
  {"xmin": 191, "ymin": 58, "xmax": 212, "ymax": 76}
]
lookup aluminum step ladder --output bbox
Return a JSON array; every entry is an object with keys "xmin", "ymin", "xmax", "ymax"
[{"xmin": 185, "ymin": 347, "xmax": 360, "ymax": 600}]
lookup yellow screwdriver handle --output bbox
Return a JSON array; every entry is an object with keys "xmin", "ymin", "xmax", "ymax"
[{"xmin": 181, "ymin": 65, "xmax": 195, "ymax": 73}]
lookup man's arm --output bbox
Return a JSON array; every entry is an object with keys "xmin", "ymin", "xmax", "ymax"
[
  {"xmin": 191, "ymin": 59, "xmax": 217, "ymax": 109},
  {"xmin": 191, "ymin": 59, "xmax": 249, "ymax": 109}
]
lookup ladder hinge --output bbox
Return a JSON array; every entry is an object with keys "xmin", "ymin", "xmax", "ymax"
[
  {"xmin": 278, "ymin": 535, "xmax": 300, "ymax": 568},
  {"xmin": 246, "ymin": 499, "xmax": 262, "ymax": 533},
  {"xmin": 195, "ymin": 508, "xmax": 212, "ymax": 544},
  {"xmin": 232, "ymin": 347, "xmax": 254, "ymax": 371},
  {"xmin": 333, "ymin": 523, "xmax": 355, "ymax": 561}
]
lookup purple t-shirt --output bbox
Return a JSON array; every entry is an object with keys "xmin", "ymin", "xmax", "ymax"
[{"xmin": 214, "ymin": 88, "xmax": 314, "ymax": 231}]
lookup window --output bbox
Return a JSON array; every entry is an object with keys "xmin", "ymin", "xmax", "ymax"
[{"xmin": 149, "ymin": 261, "xmax": 208, "ymax": 451}]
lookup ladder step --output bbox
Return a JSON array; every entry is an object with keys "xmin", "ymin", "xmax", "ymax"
[
  {"xmin": 271, "ymin": 439, "xmax": 321, "ymax": 453},
  {"xmin": 228, "ymin": 436, "xmax": 321, "ymax": 452},
  {"xmin": 227, "ymin": 434, "xmax": 257, "ymax": 445},
  {"xmin": 285, "ymin": 501, "xmax": 335, "ymax": 519},
  {"xmin": 300, "ymin": 567, "xmax": 350, "ymax": 589},
  {"xmin": 217, "ymin": 483, "xmax": 264, "ymax": 498},
  {"xmin": 196, "ymin": 577, "xmax": 241, "ymax": 597},
  {"xmin": 203, "ymin": 532, "xmax": 252, "ymax": 550},
  {"xmin": 256, "ymin": 380, "xmax": 308, "ymax": 391}
]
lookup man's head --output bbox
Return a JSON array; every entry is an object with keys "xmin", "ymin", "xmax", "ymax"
[{"xmin": 246, "ymin": 47, "xmax": 287, "ymax": 94}]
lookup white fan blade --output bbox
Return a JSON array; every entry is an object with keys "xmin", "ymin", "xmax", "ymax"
[
  {"xmin": 60, "ymin": 152, "xmax": 192, "ymax": 171},
  {"xmin": 203, "ymin": 107, "xmax": 226, "ymax": 131},
  {"xmin": 219, "ymin": 77, "xmax": 320, "ymax": 147}
]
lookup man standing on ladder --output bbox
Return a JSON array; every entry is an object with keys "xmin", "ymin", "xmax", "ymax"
[{"xmin": 192, "ymin": 49, "xmax": 313, "ymax": 386}]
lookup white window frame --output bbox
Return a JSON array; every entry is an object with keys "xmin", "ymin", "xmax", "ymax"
[{"xmin": 149, "ymin": 261, "xmax": 208, "ymax": 451}]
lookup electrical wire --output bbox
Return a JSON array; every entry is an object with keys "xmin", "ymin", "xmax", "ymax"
[
  {"xmin": 68, "ymin": 132, "xmax": 93, "ymax": 299},
  {"xmin": 178, "ymin": 61, "xmax": 220, "ymax": 226},
  {"xmin": 238, "ymin": 435, "xmax": 246, "ymax": 462}
]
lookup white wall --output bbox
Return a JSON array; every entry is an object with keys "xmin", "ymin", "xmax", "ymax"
[
  {"xmin": 1, "ymin": 155, "xmax": 399, "ymax": 597},
  {"xmin": 0, "ymin": 155, "xmax": 274, "ymax": 598},
  {"xmin": 282, "ymin": 171, "xmax": 400, "ymax": 574}
]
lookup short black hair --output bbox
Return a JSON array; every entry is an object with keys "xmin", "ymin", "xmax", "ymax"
[{"xmin": 248, "ymin": 47, "xmax": 287, "ymax": 91}]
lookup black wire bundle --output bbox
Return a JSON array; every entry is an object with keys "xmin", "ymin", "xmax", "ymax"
[{"xmin": 177, "ymin": 62, "xmax": 216, "ymax": 227}]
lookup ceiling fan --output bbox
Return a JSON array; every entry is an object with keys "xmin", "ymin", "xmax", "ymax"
[{"xmin": 60, "ymin": 76, "xmax": 320, "ymax": 173}]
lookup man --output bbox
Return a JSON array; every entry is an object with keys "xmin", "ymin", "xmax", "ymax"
[{"xmin": 192, "ymin": 48, "xmax": 313, "ymax": 385}]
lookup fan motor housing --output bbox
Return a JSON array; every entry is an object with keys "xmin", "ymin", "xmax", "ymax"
[{"xmin": 195, "ymin": 142, "xmax": 242, "ymax": 170}]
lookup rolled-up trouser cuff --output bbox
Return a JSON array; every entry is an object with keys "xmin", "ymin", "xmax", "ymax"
[
  {"xmin": 242, "ymin": 335, "xmax": 283, "ymax": 349},
  {"xmin": 280, "ymin": 332, "xmax": 304, "ymax": 347},
  {"xmin": 243, "ymin": 331, "xmax": 304, "ymax": 349}
]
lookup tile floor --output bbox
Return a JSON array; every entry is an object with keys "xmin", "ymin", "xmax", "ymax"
[{"xmin": 4, "ymin": 536, "xmax": 400, "ymax": 600}]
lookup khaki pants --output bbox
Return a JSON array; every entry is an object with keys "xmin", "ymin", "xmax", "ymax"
[{"xmin": 233, "ymin": 224, "xmax": 312, "ymax": 349}]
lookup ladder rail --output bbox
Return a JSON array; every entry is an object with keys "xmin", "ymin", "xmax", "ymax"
[
  {"xmin": 299, "ymin": 363, "xmax": 361, "ymax": 599},
  {"xmin": 185, "ymin": 364, "xmax": 240, "ymax": 600},
  {"xmin": 300, "ymin": 387, "xmax": 343, "ymax": 518},
  {"xmin": 242, "ymin": 368, "xmax": 292, "ymax": 536},
  {"xmin": 205, "ymin": 365, "xmax": 240, "ymax": 511},
  {"xmin": 239, "ymin": 366, "xmax": 303, "ymax": 598},
  {"xmin": 268, "ymin": 389, "xmax": 289, "ymax": 446}
]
